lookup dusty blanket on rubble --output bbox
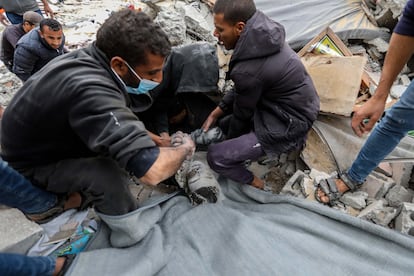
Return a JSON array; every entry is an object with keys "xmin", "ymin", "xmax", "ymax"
[{"xmin": 68, "ymin": 177, "xmax": 414, "ymax": 276}]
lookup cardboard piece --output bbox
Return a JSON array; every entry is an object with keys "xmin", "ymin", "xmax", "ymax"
[
  {"xmin": 301, "ymin": 54, "xmax": 367, "ymax": 116},
  {"xmin": 298, "ymin": 27, "xmax": 371, "ymax": 116}
]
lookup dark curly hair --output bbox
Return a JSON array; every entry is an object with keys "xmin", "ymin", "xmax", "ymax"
[
  {"xmin": 40, "ymin": 18, "xmax": 62, "ymax": 32},
  {"xmin": 213, "ymin": 0, "xmax": 256, "ymax": 25},
  {"xmin": 96, "ymin": 9, "xmax": 171, "ymax": 66}
]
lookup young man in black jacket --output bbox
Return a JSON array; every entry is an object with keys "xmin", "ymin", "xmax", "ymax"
[
  {"xmin": 1, "ymin": 10, "xmax": 195, "ymax": 216},
  {"xmin": 203, "ymin": 0, "xmax": 320, "ymax": 189},
  {"xmin": 13, "ymin": 18, "xmax": 67, "ymax": 81},
  {"xmin": 0, "ymin": 11, "xmax": 42, "ymax": 71}
]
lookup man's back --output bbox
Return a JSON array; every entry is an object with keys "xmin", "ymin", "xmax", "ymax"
[{"xmin": 0, "ymin": 23, "xmax": 25, "ymax": 71}]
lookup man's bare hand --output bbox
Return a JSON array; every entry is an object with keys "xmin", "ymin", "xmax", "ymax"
[
  {"xmin": 351, "ymin": 95, "xmax": 387, "ymax": 137},
  {"xmin": 202, "ymin": 106, "xmax": 224, "ymax": 132},
  {"xmin": 0, "ymin": 12, "xmax": 10, "ymax": 26},
  {"xmin": 41, "ymin": 0, "xmax": 54, "ymax": 18}
]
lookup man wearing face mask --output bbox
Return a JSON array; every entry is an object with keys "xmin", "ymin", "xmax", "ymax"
[{"xmin": 0, "ymin": 9, "xmax": 195, "ymax": 216}]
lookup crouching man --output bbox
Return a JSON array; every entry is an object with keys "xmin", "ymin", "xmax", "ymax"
[
  {"xmin": 203, "ymin": 0, "xmax": 320, "ymax": 189},
  {"xmin": 1, "ymin": 9, "xmax": 194, "ymax": 216}
]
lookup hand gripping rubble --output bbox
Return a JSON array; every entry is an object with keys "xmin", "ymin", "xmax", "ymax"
[{"xmin": 171, "ymin": 131, "xmax": 222, "ymax": 205}]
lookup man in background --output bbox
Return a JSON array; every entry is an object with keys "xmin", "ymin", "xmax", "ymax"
[
  {"xmin": 0, "ymin": 0, "xmax": 53, "ymax": 25},
  {"xmin": 0, "ymin": 11, "xmax": 42, "ymax": 72},
  {"xmin": 13, "ymin": 18, "xmax": 67, "ymax": 81}
]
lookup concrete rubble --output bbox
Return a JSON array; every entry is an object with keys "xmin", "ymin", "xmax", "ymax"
[{"xmin": 1, "ymin": 0, "xmax": 414, "ymax": 256}]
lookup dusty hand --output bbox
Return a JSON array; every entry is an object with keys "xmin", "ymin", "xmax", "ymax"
[
  {"xmin": 202, "ymin": 114, "xmax": 217, "ymax": 132},
  {"xmin": 171, "ymin": 131, "xmax": 195, "ymax": 159},
  {"xmin": 351, "ymin": 96, "xmax": 386, "ymax": 137},
  {"xmin": 158, "ymin": 132, "xmax": 171, "ymax": 147}
]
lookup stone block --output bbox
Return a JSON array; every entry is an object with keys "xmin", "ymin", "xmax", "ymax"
[
  {"xmin": 385, "ymin": 185, "xmax": 414, "ymax": 207},
  {"xmin": 0, "ymin": 208, "xmax": 43, "ymax": 254},
  {"xmin": 280, "ymin": 170, "xmax": 307, "ymax": 198},
  {"xmin": 360, "ymin": 171, "xmax": 395, "ymax": 200},
  {"xmin": 357, "ymin": 199, "xmax": 398, "ymax": 227},
  {"xmin": 391, "ymin": 162, "xmax": 414, "ymax": 188},
  {"xmin": 394, "ymin": 203, "xmax": 414, "ymax": 235},
  {"xmin": 340, "ymin": 191, "xmax": 368, "ymax": 210}
]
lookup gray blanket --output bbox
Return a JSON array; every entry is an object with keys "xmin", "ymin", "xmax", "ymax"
[{"xmin": 68, "ymin": 178, "xmax": 414, "ymax": 275}]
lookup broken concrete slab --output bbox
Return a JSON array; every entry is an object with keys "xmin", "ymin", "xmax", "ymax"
[
  {"xmin": 385, "ymin": 185, "xmax": 414, "ymax": 207},
  {"xmin": 279, "ymin": 170, "xmax": 307, "ymax": 198},
  {"xmin": 357, "ymin": 199, "xmax": 398, "ymax": 226},
  {"xmin": 155, "ymin": 10, "xmax": 187, "ymax": 46},
  {"xmin": 340, "ymin": 191, "xmax": 368, "ymax": 210},
  {"xmin": 360, "ymin": 170, "xmax": 395, "ymax": 200},
  {"xmin": 394, "ymin": 202, "xmax": 414, "ymax": 235},
  {"xmin": 391, "ymin": 162, "xmax": 414, "ymax": 188},
  {"xmin": 0, "ymin": 208, "xmax": 43, "ymax": 254}
]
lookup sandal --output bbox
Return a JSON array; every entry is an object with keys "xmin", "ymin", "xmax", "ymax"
[{"xmin": 314, "ymin": 173, "xmax": 360, "ymax": 205}]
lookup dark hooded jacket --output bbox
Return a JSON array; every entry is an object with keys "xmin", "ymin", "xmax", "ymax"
[
  {"xmin": 218, "ymin": 10, "xmax": 319, "ymax": 155},
  {"xmin": 13, "ymin": 27, "xmax": 67, "ymax": 81},
  {"xmin": 1, "ymin": 43, "xmax": 155, "ymax": 170}
]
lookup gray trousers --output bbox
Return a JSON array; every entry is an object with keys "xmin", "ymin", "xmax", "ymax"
[{"xmin": 19, "ymin": 157, "xmax": 138, "ymax": 215}]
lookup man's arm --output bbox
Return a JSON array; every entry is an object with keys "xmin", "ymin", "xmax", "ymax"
[
  {"xmin": 139, "ymin": 145, "xmax": 192, "ymax": 185},
  {"xmin": 352, "ymin": 33, "xmax": 414, "ymax": 136},
  {"xmin": 40, "ymin": 0, "xmax": 54, "ymax": 19},
  {"xmin": 13, "ymin": 45, "xmax": 37, "ymax": 81},
  {"xmin": 0, "ymin": 8, "xmax": 9, "ymax": 26},
  {"xmin": 352, "ymin": 0, "xmax": 414, "ymax": 136}
]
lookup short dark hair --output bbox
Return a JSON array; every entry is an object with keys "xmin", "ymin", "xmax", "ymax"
[
  {"xmin": 40, "ymin": 18, "xmax": 62, "ymax": 32},
  {"xmin": 213, "ymin": 0, "xmax": 256, "ymax": 25},
  {"xmin": 96, "ymin": 9, "xmax": 171, "ymax": 67}
]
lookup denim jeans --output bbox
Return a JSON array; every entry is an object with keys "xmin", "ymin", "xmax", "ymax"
[
  {"xmin": 348, "ymin": 80, "xmax": 414, "ymax": 184},
  {"xmin": 0, "ymin": 253, "xmax": 55, "ymax": 276},
  {"xmin": 0, "ymin": 160, "xmax": 57, "ymax": 214},
  {"xmin": 5, "ymin": 9, "xmax": 43, "ymax": 24}
]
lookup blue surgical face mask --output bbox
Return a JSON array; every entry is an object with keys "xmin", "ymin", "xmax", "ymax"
[{"xmin": 124, "ymin": 61, "xmax": 159, "ymax": 95}]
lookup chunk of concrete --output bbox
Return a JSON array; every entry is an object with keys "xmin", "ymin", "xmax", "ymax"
[
  {"xmin": 394, "ymin": 203, "xmax": 414, "ymax": 235},
  {"xmin": 155, "ymin": 10, "xmax": 187, "ymax": 46},
  {"xmin": 340, "ymin": 191, "xmax": 368, "ymax": 210},
  {"xmin": 364, "ymin": 37, "xmax": 389, "ymax": 53},
  {"xmin": 0, "ymin": 208, "xmax": 43, "ymax": 254},
  {"xmin": 280, "ymin": 170, "xmax": 307, "ymax": 198},
  {"xmin": 359, "ymin": 171, "xmax": 395, "ymax": 200},
  {"xmin": 357, "ymin": 199, "xmax": 398, "ymax": 226},
  {"xmin": 385, "ymin": 185, "xmax": 414, "ymax": 207},
  {"xmin": 391, "ymin": 162, "xmax": 414, "ymax": 188}
]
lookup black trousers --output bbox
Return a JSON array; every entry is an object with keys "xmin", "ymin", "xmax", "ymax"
[{"xmin": 19, "ymin": 157, "xmax": 138, "ymax": 215}]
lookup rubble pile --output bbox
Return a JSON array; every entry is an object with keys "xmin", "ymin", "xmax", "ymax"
[{"xmin": 1, "ymin": 0, "xmax": 414, "ymax": 237}]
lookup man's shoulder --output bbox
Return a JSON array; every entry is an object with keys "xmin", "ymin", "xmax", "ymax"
[
  {"xmin": 4, "ymin": 24, "xmax": 24, "ymax": 37},
  {"xmin": 16, "ymin": 29, "xmax": 41, "ymax": 48}
]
